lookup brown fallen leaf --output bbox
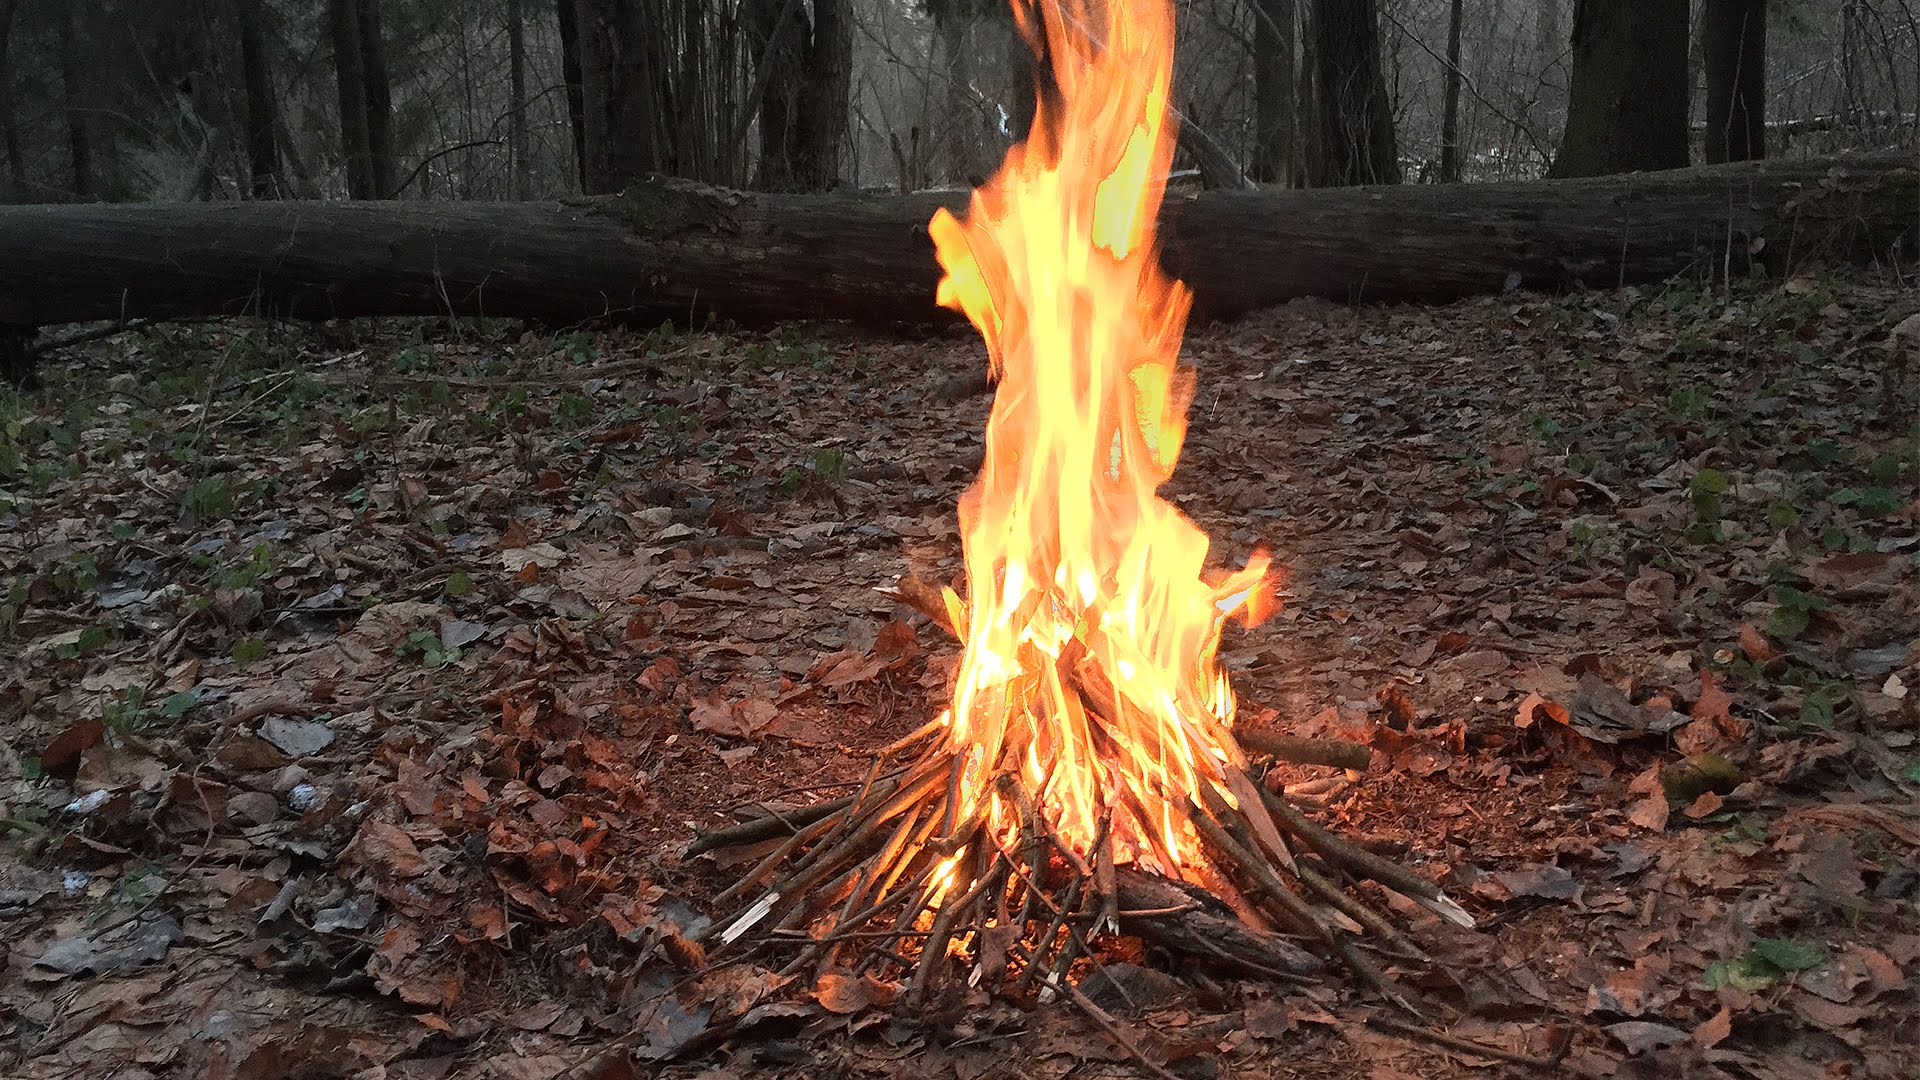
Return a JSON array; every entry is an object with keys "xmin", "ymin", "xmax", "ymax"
[
  {"xmin": 1627, "ymin": 794, "xmax": 1670, "ymax": 833},
  {"xmin": 815, "ymin": 970, "xmax": 900, "ymax": 1015},
  {"xmin": 1693, "ymin": 1005, "xmax": 1732, "ymax": 1048},
  {"xmin": 1683, "ymin": 791, "xmax": 1724, "ymax": 819},
  {"xmin": 1514, "ymin": 691, "xmax": 1569, "ymax": 729},
  {"xmin": 41, "ymin": 719, "xmax": 105, "ymax": 779},
  {"xmin": 1738, "ymin": 622, "xmax": 1780, "ymax": 663},
  {"xmin": 352, "ymin": 819, "xmax": 429, "ymax": 877}
]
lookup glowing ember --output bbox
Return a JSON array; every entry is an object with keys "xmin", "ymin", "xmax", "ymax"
[{"xmin": 928, "ymin": 0, "xmax": 1272, "ymax": 880}]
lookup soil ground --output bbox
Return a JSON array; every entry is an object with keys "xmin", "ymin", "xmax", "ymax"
[{"xmin": 2, "ymin": 274, "xmax": 1917, "ymax": 1079}]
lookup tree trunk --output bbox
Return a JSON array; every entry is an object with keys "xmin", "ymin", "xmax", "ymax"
[
  {"xmin": 555, "ymin": 0, "xmax": 589, "ymax": 191},
  {"xmin": 0, "ymin": 155, "xmax": 1909, "ymax": 338},
  {"xmin": 748, "ymin": 0, "xmax": 808, "ymax": 191},
  {"xmin": 1311, "ymin": 0, "xmax": 1398, "ymax": 186},
  {"xmin": 574, "ymin": 0, "xmax": 663, "ymax": 194},
  {"xmin": 357, "ymin": 0, "xmax": 396, "ymax": 197},
  {"xmin": 59, "ymin": 6, "xmax": 92, "ymax": 199},
  {"xmin": 1438, "ymin": 0, "xmax": 1464, "ymax": 182},
  {"xmin": 1250, "ymin": 0, "xmax": 1294, "ymax": 184},
  {"xmin": 1006, "ymin": 16, "xmax": 1060, "ymax": 150},
  {"xmin": 0, "ymin": 0, "xmax": 23, "ymax": 201},
  {"xmin": 237, "ymin": 0, "xmax": 281, "ymax": 199},
  {"xmin": 794, "ymin": 0, "xmax": 851, "ymax": 191},
  {"xmin": 509, "ymin": 0, "xmax": 531, "ymax": 199},
  {"xmin": 1550, "ymin": 0, "xmax": 1689, "ymax": 177},
  {"xmin": 1702, "ymin": 0, "xmax": 1765, "ymax": 164},
  {"xmin": 328, "ymin": 0, "xmax": 376, "ymax": 198}
]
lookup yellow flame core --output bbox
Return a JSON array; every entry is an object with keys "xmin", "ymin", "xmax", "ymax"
[{"xmin": 929, "ymin": 0, "xmax": 1271, "ymax": 880}]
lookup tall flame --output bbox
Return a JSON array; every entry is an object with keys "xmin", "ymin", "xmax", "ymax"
[{"xmin": 929, "ymin": 0, "xmax": 1271, "ymax": 879}]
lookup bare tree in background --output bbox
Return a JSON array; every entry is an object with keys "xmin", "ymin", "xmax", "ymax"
[
  {"xmin": 573, "ymin": 0, "xmax": 663, "ymax": 194},
  {"xmin": 237, "ymin": 0, "xmax": 281, "ymax": 198},
  {"xmin": 59, "ymin": 5, "xmax": 91, "ymax": 198},
  {"xmin": 508, "ymin": 0, "xmax": 530, "ymax": 199},
  {"xmin": 556, "ymin": 0, "xmax": 589, "ymax": 190},
  {"xmin": 1250, "ymin": 0, "xmax": 1295, "ymax": 183},
  {"xmin": 1549, "ymin": 0, "xmax": 1688, "ymax": 177},
  {"xmin": 329, "ymin": 0, "xmax": 375, "ymax": 196},
  {"xmin": 1311, "ymin": 0, "xmax": 1398, "ymax": 185},
  {"xmin": 358, "ymin": 0, "xmax": 396, "ymax": 196},
  {"xmin": 1703, "ymin": 0, "xmax": 1766, "ymax": 162},
  {"xmin": 749, "ymin": 0, "xmax": 853, "ymax": 191},
  {"xmin": 0, "ymin": 0, "xmax": 22, "ymax": 200},
  {"xmin": 1437, "ymin": 0, "xmax": 1464, "ymax": 181}
]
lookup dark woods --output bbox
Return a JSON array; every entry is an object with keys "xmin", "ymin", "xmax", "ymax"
[{"xmin": 0, "ymin": 0, "xmax": 1911, "ymax": 203}]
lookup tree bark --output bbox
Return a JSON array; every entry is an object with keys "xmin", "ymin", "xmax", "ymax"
[
  {"xmin": 1438, "ymin": 0, "xmax": 1464, "ymax": 182},
  {"xmin": 574, "ymin": 0, "xmax": 663, "ymax": 194},
  {"xmin": 59, "ymin": 6, "xmax": 92, "ymax": 199},
  {"xmin": 1310, "ymin": 0, "xmax": 1398, "ymax": 186},
  {"xmin": 1550, "ymin": 0, "xmax": 1689, "ymax": 177},
  {"xmin": 0, "ymin": 154, "xmax": 1910, "ymax": 333},
  {"xmin": 1250, "ymin": 0, "xmax": 1295, "ymax": 184},
  {"xmin": 328, "ymin": 0, "xmax": 376, "ymax": 198},
  {"xmin": 794, "ymin": 0, "xmax": 852, "ymax": 191},
  {"xmin": 555, "ymin": 0, "xmax": 589, "ymax": 191},
  {"xmin": 0, "ymin": 0, "xmax": 23, "ymax": 201},
  {"xmin": 237, "ymin": 0, "xmax": 282, "ymax": 199},
  {"xmin": 357, "ymin": 0, "xmax": 397, "ymax": 197},
  {"xmin": 509, "ymin": 0, "xmax": 531, "ymax": 200},
  {"xmin": 1702, "ymin": 0, "xmax": 1765, "ymax": 164}
]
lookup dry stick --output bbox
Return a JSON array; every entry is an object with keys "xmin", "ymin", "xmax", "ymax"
[
  {"xmin": 1366, "ymin": 1015, "xmax": 1574, "ymax": 1071},
  {"xmin": 906, "ymin": 820, "xmax": 992, "ymax": 1000},
  {"xmin": 1236, "ymin": 729, "xmax": 1372, "ymax": 771},
  {"xmin": 1260, "ymin": 787, "xmax": 1475, "ymax": 928},
  {"xmin": 1292, "ymin": 861, "xmax": 1428, "ymax": 962},
  {"xmin": 684, "ymin": 780, "xmax": 896, "ymax": 858},
  {"xmin": 1194, "ymin": 799, "xmax": 1416, "ymax": 1011},
  {"xmin": 709, "ymin": 811, "xmax": 844, "ymax": 912},
  {"xmin": 1060, "ymin": 980, "xmax": 1186, "ymax": 1080},
  {"xmin": 815, "ymin": 803, "xmax": 932, "ymax": 971}
]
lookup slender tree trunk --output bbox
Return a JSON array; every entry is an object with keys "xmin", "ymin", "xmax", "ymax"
[
  {"xmin": 933, "ymin": 11, "xmax": 978, "ymax": 183},
  {"xmin": 328, "ymin": 0, "xmax": 375, "ymax": 197},
  {"xmin": 1549, "ymin": 0, "xmax": 1689, "ymax": 177},
  {"xmin": 555, "ymin": 0, "xmax": 588, "ymax": 191},
  {"xmin": 1311, "ymin": 0, "xmax": 1398, "ymax": 185},
  {"xmin": 357, "ymin": 0, "xmax": 396, "ymax": 197},
  {"xmin": 237, "ymin": 0, "xmax": 281, "ymax": 198},
  {"xmin": 795, "ymin": 0, "xmax": 851, "ymax": 190},
  {"xmin": 1702, "ymin": 0, "xmax": 1765, "ymax": 163},
  {"xmin": 1250, "ymin": 0, "xmax": 1295, "ymax": 184},
  {"xmin": 0, "ymin": 0, "xmax": 24, "ymax": 201},
  {"xmin": 509, "ymin": 0, "xmax": 531, "ymax": 199},
  {"xmin": 59, "ymin": 6, "xmax": 92, "ymax": 199},
  {"xmin": 1438, "ymin": 0, "xmax": 1464, "ymax": 181}
]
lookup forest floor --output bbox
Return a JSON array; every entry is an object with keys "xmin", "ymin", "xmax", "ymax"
[{"xmin": 2, "ymin": 273, "xmax": 1918, "ymax": 1080}]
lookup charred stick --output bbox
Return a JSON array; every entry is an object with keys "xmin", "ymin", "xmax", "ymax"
[{"xmin": 1238, "ymin": 730, "xmax": 1372, "ymax": 771}]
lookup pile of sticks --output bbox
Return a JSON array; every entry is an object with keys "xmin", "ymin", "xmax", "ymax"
[{"xmin": 684, "ymin": 579, "xmax": 1472, "ymax": 1010}]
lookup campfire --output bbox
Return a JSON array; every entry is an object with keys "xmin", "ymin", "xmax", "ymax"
[{"xmin": 690, "ymin": 0, "xmax": 1469, "ymax": 1009}]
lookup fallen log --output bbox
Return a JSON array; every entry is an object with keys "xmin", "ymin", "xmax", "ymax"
[{"xmin": 0, "ymin": 153, "xmax": 1912, "ymax": 337}]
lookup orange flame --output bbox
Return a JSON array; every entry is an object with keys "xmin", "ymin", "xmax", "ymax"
[{"xmin": 929, "ymin": 0, "xmax": 1271, "ymax": 879}]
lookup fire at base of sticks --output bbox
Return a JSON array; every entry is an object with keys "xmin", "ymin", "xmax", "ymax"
[{"xmin": 686, "ymin": 714, "xmax": 1474, "ymax": 1008}]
